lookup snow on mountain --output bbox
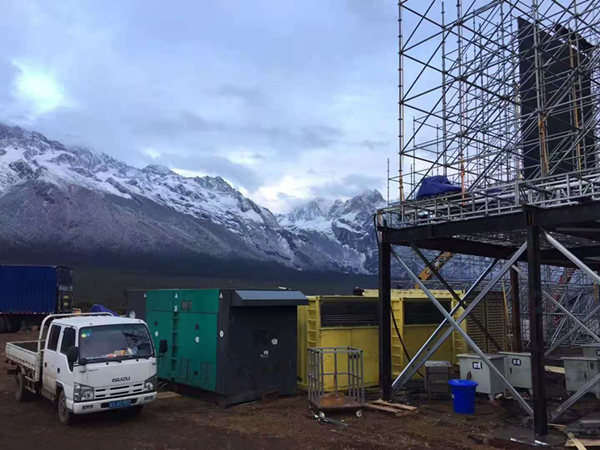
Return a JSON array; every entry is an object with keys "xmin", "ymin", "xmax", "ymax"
[
  {"xmin": 279, "ymin": 190, "xmax": 386, "ymax": 273},
  {"xmin": 0, "ymin": 124, "xmax": 382, "ymax": 273}
]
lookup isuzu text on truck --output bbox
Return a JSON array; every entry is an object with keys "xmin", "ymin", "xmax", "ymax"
[{"xmin": 5, "ymin": 313, "xmax": 158, "ymax": 424}]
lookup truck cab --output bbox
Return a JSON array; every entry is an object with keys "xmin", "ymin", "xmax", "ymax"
[{"xmin": 6, "ymin": 313, "xmax": 158, "ymax": 424}]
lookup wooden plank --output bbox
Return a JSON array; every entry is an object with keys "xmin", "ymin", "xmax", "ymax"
[
  {"xmin": 365, "ymin": 402, "xmax": 417, "ymax": 416},
  {"xmin": 364, "ymin": 403, "xmax": 415, "ymax": 417},
  {"xmin": 157, "ymin": 391, "xmax": 181, "ymax": 399},
  {"xmin": 565, "ymin": 433, "xmax": 590, "ymax": 450},
  {"xmin": 371, "ymin": 399, "xmax": 417, "ymax": 411},
  {"xmin": 545, "ymin": 365, "xmax": 565, "ymax": 374},
  {"xmin": 365, "ymin": 403, "xmax": 402, "ymax": 415}
]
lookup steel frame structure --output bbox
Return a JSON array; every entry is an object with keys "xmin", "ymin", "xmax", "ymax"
[
  {"xmin": 378, "ymin": 1, "xmax": 600, "ymax": 438},
  {"xmin": 378, "ymin": 207, "xmax": 600, "ymax": 438}
]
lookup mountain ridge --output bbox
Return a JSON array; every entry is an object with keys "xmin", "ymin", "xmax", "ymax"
[{"xmin": 0, "ymin": 123, "xmax": 384, "ymax": 274}]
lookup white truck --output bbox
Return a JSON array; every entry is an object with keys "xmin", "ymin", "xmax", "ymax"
[{"xmin": 5, "ymin": 313, "xmax": 160, "ymax": 424}]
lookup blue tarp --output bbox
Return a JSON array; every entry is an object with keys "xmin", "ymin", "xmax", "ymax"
[
  {"xmin": 90, "ymin": 304, "xmax": 119, "ymax": 316},
  {"xmin": 416, "ymin": 175, "xmax": 462, "ymax": 200}
]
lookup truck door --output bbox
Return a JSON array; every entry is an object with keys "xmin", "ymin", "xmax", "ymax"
[
  {"xmin": 42, "ymin": 324, "xmax": 62, "ymax": 399},
  {"xmin": 56, "ymin": 327, "xmax": 76, "ymax": 394}
]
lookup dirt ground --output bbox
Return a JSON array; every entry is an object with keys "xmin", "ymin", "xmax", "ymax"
[{"xmin": 0, "ymin": 330, "xmax": 533, "ymax": 449}]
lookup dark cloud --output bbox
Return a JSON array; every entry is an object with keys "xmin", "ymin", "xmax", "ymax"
[
  {"xmin": 215, "ymin": 85, "xmax": 266, "ymax": 107},
  {"xmin": 253, "ymin": 124, "xmax": 342, "ymax": 149},
  {"xmin": 362, "ymin": 139, "xmax": 390, "ymax": 150},
  {"xmin": 154, "ymin": 152, "xmax": 262, "ymax": 191},
  {"xmin": 133, "ymin": 113, "xmax": 343, "ymax": 151},
  {"xmin": 132, "ymin": 111, "xmax": 221, "ymax": 137},
  {"xmin": 311, "ymin": 173, "xmax": 382, "ymax": 198},
  {"xmin": 0, "ymin": 0, "xmax": 397, "ymax": 211}
]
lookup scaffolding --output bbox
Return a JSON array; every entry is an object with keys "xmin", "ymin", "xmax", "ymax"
[
  {"xmin": 377, "ymin": 0, "xmax": 600, "ymax": 439},
  {"xmin": 387, "ymin": 0, "xmax": 600, "ymax": 228}
]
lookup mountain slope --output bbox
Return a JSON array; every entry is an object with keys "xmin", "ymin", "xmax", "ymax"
[
  {"xmin": 0, "ymin": 124, "xmax": 381, "ymax": 273},
  {"xmin": 279, "ymin": 191, "xmax": 385, "ymax": 273}
]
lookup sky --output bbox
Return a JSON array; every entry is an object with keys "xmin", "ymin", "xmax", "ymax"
[{"xmin": 0, "ymin": 1, "xmax": 399, "ymax": 213}]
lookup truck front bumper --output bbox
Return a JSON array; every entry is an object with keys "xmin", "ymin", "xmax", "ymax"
[{"xmin": 68, "ymin": 391, "xmax": 157, "ymax": 414}]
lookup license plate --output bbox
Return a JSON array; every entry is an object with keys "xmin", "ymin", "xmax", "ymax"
[{"xmin": 108, "ymin": 399, "xmax": 132, "ymax": 409}]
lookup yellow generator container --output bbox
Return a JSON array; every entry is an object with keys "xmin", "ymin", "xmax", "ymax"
[{"xmin": 297, "ymin": 289, "xmax": 466, "ymax": 390}]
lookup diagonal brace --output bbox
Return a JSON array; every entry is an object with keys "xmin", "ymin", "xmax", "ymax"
[
  {"xmin": 512, "ymin": 265, "xmax": 600, "ymax": 346},
  {"xmin": 394, "ymin": 247, "xmax": 533, "ymax": 416},
  {"xmin": 545, "ymin": 302, "xmax": 600, "ymax": 357},
  {"xmin": 391, "ymin": 254, "xmax": 499, "ymax": 391},
  {"xmin": 392, "ymin": 244, "xmax": 526, "ymax": 392},
  {"xmin": 551, "ymin": 372, "xmax": 600, "ymax": 422},
  {"xmin": 543, "ymin": 231, "xmax": 600, "ymax": 285},
  {"xmin": 411, "ymin": 245, "xmax": 503, "ymax": 352}
]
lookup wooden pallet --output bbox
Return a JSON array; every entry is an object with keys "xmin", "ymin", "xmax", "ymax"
[
  {"xmin": 157, "ymin": 391, "xmax": 181, "ymax": 400},
  {"xmin": 565, "ymin": 434, "xmax": 594, "ymax": 449},
  {"xmin": 364, "ymin": 399, "xmax": 418, "ymax": 417}
]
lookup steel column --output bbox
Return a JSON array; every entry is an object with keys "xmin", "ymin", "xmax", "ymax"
[
  {"xmin": 378, "ymin": 240, "xmax": 392, "ymax": 401},
  {"xmin": 527, "ymin": 223, "xmax": 548, "ymax": 437},
  {"xmin": 510, "ymin": 266, "xmax": 523, "ymax": 351}
]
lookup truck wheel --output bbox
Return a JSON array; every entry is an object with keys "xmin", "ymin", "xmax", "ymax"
[
  {"xmin": 57, "ymin": 390, "xmax": 73, "ymax": 425},
  {"xmin": 129, "ymin": 405, "xmax": 144, "ymax": 416},
  {"xmin": 0, "ymin": 317, "xmax": 8, "ymax": 333},
  {"xmin": 15, "ymin": 371, "xmax": 28, "ymax": 402},
  {"xmin": 9, "ymin": 318, "xmax": 21, "ymax": 333}
]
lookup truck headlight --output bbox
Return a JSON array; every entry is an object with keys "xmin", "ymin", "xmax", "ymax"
[
  {"xmin": 73, "ymin": 383, "xmax": 94, "ymax": 402},
  {"xmin": 144, "ymin": 375, "xmax": 157, "ymax": 392}
]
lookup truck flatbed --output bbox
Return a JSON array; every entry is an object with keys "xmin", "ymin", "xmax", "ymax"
[{"xmin": 6, "ymin": 341, "xmax": 43, "ymax": 378}]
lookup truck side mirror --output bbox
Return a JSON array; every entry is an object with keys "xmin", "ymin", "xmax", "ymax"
[
  {"xmin": 67, "ymin": 346, "xmax": 79, "ymax": 364},
  {"xmin": 159, "ymin": 339, "xmax": 168, "ymax": 354}
]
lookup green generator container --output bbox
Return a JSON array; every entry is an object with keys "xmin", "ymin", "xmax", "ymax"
[{"xmin": 146, "ymin": 289, "xmax": 307, "ymax": 405}]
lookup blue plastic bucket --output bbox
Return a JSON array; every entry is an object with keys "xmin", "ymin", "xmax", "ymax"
[{"xmin": 448, "ymin": 379, "xmax": 478, "ymax": 414}]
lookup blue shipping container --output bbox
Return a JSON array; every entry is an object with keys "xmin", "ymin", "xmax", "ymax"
[{"xmin": 0, "ymin": 265, "xmax": 73, "ymax": 314}]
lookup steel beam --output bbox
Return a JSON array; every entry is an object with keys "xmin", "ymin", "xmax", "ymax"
[
  {"xmin": 394, "ymin": 252, "xmax": 534, "ymax": 416},
  {"xmin": 543, "ymin": 231, "xmax": 600, "ymax": 285},
  {"xmin": 527, "ymin": 223, "xmax": 548, "ymax": 437},
  {"xmin": 391, "ymin": 256, "xmax": 501, "ymax": 392},
  {"xmin": 551, "ymin": 372, "xmax": 600, "ymax": 422},
  {"xmin": 378, "ymin": 240, "xmax": 392, "ymax": 401}
]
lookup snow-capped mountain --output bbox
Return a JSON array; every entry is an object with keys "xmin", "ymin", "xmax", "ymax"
[
  {"xmin": 0, "ymin": 124, "xmax": 382, "ymax": 274},
  {"xmin": 279, "ymin": 191, "xmax": 386, "ymax": 273}
]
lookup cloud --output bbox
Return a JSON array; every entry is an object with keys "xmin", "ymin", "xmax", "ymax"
[
  {"xmin": 253, "ymin": 124, "xmax": 343, "ymax": 150},
  {"xmin": 157, "ymin": 151, "xmax": 261, "ymax": 191},
  {"xmin": 0, "ymin": 0, "xmax": 398, "ymax": 212},
  {"xmin": 310, "ymin": 173, "xmax": 383, "ymax": 198},
  {"xmin": 132, "ymin": 111, "xmax": 221, "ymax": 138},
  {"xmin": 215, "ymin": 85, "xmax": 266, "ymax": 107},
  {"xmin": 362, "ymin": 139, "xmax": 390, "ymax": 150}
]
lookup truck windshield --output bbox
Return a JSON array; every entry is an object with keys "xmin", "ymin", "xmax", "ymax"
[{"xmin": 79, "ymin": 324, "xmax": 154, "ymax": 362}]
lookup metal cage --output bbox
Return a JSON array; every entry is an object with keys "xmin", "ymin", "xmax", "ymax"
[{"xmin": 307, "ymin": 346, "xmax": 365, "ymax": 412}]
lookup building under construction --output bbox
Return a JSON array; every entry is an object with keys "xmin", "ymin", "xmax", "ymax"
[{"xmin": 378, "ymin": 0, "xmax": 600, "ymax": 438}]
